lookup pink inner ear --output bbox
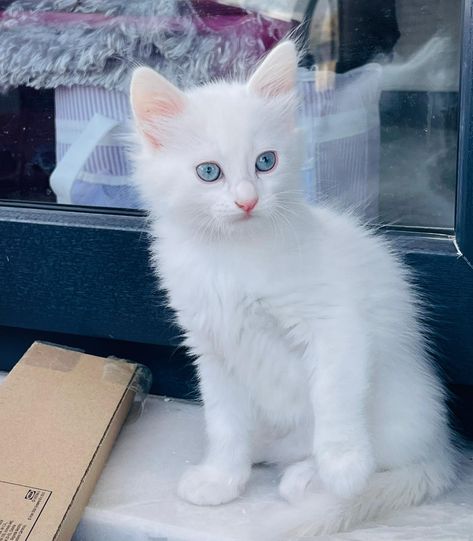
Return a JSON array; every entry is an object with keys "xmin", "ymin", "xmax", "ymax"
[
  {"xmin": 248, "ymin": 42, "xmax": 297, "ymax": 98},
  {"xmin": 137, "ymin": 97, "xmax": 183, "ymax": 148},
  {"xmin": 149, "ymin": 97, "xmax": 183, "ymax": 117},
  {"xmin": 259, "ymin": 78, "xmax": 293, "ymax": 98}
]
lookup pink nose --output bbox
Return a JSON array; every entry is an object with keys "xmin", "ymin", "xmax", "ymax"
[{"xmin": 235, "ymin": 198, "xmax": 258, "ymax": 213}]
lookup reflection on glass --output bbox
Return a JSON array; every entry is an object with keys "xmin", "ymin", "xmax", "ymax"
[{"xmin": 0, "ymin": 0, "xmax": 462, "ymax": 228}]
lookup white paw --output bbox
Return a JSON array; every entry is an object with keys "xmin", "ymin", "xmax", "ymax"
[
  {"xmin": 317, "ymin": 442, "xmax": 375, "ymax": 499},
  {"xmin": 178, "ymin": 464, "xmax": 247, "ymax": 506},
  {"xmin": 279, "ymin": 458, "xmax": 320, "ymax": 503}
]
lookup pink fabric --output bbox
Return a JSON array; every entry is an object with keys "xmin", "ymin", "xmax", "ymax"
[{"xmin": 0, "ymin": 3, "xmax": 291, "ymax": 46}]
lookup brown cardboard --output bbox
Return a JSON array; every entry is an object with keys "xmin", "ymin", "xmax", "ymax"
[{"xmin": 0, "ymin": 342, "xmax": 137, "ymax": 541}]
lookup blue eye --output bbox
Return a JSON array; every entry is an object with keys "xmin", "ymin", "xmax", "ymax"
[
  {"xmin": 255, "ymin": 151, "xmax": 277, "ymax": 172},
  {"xmin": 196, "ymin": 162, "xmax": 221, "ymax": 182}
]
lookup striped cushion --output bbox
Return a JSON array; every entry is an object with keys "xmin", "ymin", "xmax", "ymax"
[
  {"xmin": 55, "ymin": 85, "xmax": 141, "ymax": 209},
  {"xmin": 298, "ymin": 64, "xmax": 381, "ymax": 220}
]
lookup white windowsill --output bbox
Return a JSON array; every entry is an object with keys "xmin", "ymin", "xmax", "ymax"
[{"xmin": 1, "ymin": 372, "xmax": 473, "ymax": 540}]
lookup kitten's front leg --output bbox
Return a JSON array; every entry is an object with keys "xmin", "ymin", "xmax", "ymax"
[
  {"xmin": 178, "ymin": 355, "xmax": 252, "ymax": 506},
  {"xmin": 307, "ymin": 317, "xmax": 375, "ymax": 499}
]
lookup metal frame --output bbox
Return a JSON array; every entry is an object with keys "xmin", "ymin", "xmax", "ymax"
[
  {"xmin": 0, "ymin": 205, "xmax": 177, "ymax": 346},
  {"xmin": 456, "ymin": 0, "xmax": 473, "ymax": 267},
  {"xmin": 0, "ymin": 205, "xmax": 471, "ymax": 385}
]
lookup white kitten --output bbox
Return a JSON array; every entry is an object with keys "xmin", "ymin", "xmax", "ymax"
[{"xmin": 129, "ymin": 41, "xmax": 458, "ymax": 538}]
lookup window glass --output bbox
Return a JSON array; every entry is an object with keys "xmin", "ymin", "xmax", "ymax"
[{"xmin": 0, "ymin": 0, "xmax": 461, "ymax": 228}]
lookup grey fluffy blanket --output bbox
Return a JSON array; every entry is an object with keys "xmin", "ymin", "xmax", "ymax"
[{"xmin": 0, "ymin": 0, "xmax": 289, "ymax": 92}]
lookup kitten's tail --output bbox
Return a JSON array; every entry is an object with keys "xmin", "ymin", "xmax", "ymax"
[{"xmin": 259, "ymin": 455, "xmax": 458, "ymax": 540}]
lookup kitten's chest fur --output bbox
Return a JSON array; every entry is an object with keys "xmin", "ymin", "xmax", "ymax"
[{"xmin": 158, "ymin": 236, "xmax": 315, "ymax": 423}]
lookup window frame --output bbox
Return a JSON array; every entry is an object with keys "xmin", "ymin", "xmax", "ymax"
[
  {"xmin": 457, "ymin": 0, "xmax": 473, "ymax": 266},
  {"xmin": 0, "ymin": 0, "xmax": 472, "ymax": 385}
]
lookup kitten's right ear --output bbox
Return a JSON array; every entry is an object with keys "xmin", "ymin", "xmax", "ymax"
[
  {"xmin": 248, "ymin": 41, "xmax": 298, "ymax": 98},
  {"xmin": 130, "ymin": 67, "xmax": 186, "ymax": 148}
]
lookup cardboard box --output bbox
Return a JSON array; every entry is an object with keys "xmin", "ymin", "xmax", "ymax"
[{"xmin": 0, "ymin": 342, "xmax": 137, "ymax": 541}]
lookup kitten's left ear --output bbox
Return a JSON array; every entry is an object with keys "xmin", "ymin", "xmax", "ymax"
[
  {"xmin": 130, "ymin": 67, "xmax": 186, "ymax": 147},
  {"xmin": 248, "ymin": 41, "xmax": 298, "ymax": 98}
]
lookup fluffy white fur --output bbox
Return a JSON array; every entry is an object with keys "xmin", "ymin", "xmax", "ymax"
[{"xmin": 129, "ymin": 41, "xmax": 457, "ymax": 538}]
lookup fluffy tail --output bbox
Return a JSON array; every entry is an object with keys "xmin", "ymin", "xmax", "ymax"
[{"xmin": 259, "ymin": 457, "xmax": 458, "ymax": 540}]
